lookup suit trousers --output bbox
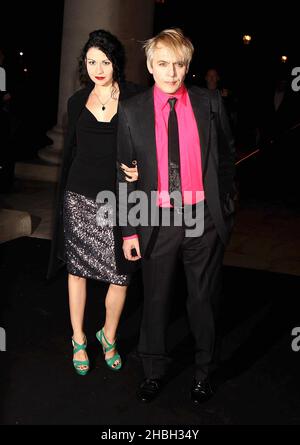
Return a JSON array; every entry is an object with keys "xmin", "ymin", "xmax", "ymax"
[{"xmin": 138, "ymin": 201, "xmax": 225, "ymax": 380}]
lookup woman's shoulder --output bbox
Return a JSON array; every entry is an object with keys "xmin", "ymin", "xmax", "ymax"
[{"xmin": 68, "ymin": 84, "xmax": 93, "ymax": 108}]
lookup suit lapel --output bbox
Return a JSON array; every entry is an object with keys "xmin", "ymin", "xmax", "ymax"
[
  {"xmin": 188, "ymin": 86, "xmax": 211, "ymax": 179},
  {"xmin": 137, "ymin": 86, "xmax": 211, "ymax": 188},
  {"xmin": 138, "ymin": 88, "xmax": 158, "ymax": 187}
]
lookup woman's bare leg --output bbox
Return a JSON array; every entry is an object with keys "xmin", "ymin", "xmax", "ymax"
[
  {"xmin": 101, "ymin": 283, "xmax": 127, "ymax": 367},
  {"xmin": 68, "ymin": 273, "xmax": 88, "ymax": 370}
]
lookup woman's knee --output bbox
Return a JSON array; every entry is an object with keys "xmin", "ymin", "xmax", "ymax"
[
  {"xmin": 69, "ymin": 273, "xmax": 86, "ymax": 283},
  {"xmin": 109, "ymin": 283, "xmax": 127, "ymax": 294}
]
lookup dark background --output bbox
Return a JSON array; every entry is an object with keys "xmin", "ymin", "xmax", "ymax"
[
  {"xmin": 0, "ymin": 1, "xmax": 64, "ymax": 157},
  {"xmin": 154, "ymin": 1, "xmax": 300, "ymax": 85}
]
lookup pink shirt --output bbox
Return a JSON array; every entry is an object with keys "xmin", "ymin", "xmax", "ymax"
[
  {"xmin": 123, "ymin": 84, "xmax": 205, "ymax": 240},
  {"xmin": 154, "ymin": 84, "xmax": 205, "ymax": 206}
]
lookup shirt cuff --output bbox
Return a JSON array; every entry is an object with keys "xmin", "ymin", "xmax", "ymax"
[{"xmin": 123, "ymin": 235, "xmax": 138, "ymax": 240}]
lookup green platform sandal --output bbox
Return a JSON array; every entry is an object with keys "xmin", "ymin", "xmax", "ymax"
[
  {"xmin": 96, "ymin": 328, "xmax": 122, "ymax": 371},
  {"xmin": 72, "ymin": 336, "xmax": 90, "ymax": 376}
]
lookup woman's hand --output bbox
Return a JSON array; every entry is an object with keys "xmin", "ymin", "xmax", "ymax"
[{"xmin": 120, "ymin": 160, "xmax": 138, "ymax": 182}]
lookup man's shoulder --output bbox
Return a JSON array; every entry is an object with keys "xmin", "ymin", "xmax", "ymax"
[
  {"xmin": 120, "ymin": 86, "xmax": 153, "ymax": 110},
  {"xmin": 120, "ymin": 81, "xmax": 147, "ymax": 98},
  {"xmin": 187, "ymin": 84, "xmax": 215, "ymax": 98},
  {"xmin": 187, "ymin": 85, "xmax": 221, "ymax": 112}
]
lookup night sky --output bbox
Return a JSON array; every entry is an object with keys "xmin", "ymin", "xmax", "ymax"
[
  {"xmin": 154, "ymin": 0, "xmax": 300, "ymax": 88},
  {"xmin": 0, "ymin": 1, "xmax": 64, "ymax": 131}
]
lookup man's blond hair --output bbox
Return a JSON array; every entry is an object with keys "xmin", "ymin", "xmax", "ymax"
[{"xmin": 143, "ymin": 28, "xmax": 194, "ymax": 67}]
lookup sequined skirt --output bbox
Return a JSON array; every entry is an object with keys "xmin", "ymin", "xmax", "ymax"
[{"xmin": 63, "ymin": 190, "xmax": 129, "ymax": 285}]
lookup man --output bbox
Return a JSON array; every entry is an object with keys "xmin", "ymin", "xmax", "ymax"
[
  {"xmin": 205, "ymin": 68, "xmax": 221, "ymax": 91},
  {"xmin": 117, "ymin": 29, "xmax": 235, "ymax": 404},
  {"xmin": 205, "ymin": 67, "xmax": 238, "ymax": 136},
  {"xmin": 257, "ymin": 72, "xmax": 300, "ymax": 204}
]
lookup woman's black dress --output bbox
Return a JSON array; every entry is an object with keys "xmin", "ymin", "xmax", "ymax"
[{"xmin": 63, "ymin": 107, "xmax": 129, "ymax": 285}]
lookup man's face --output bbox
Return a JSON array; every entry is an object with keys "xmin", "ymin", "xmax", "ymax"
[
  {"xmin": 147, "ymin": 43, "xmax": 188, "ymax": 94},
  {"xmin": 205, "ymin": 70, "xmax": 219, "ymax": 90}
]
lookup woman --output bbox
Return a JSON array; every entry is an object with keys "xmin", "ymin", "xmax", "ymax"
[{"xmin": 47, "ymin": 29, "xmax": 141, "ymax": 375}]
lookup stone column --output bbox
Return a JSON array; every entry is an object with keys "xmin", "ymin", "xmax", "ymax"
[{"xmin": 39, "ymin": 0, "xmax": 155, "ymax": 165}]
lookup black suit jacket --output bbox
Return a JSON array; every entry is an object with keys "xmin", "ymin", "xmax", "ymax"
[
  {"xmin": 117, "ymin": 85, "xmax": 236, "ymax": 256},
  {"xmin": 47, "ymin": 81, "xmax": 143, "ymax": 279}
]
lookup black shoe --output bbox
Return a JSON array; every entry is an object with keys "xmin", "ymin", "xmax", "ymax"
[
  {"xmin": 136, "ymin": 378, "xmax": 162, "ymax": 403},
  {"xmin": 191, "ymin": 378, "xmax": 213, "ymax": 404}
]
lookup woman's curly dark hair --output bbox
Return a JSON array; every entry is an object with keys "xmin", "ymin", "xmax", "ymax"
[{"xmin": 78, "ymin": 29, "xmax": 126, "ymax": 86}]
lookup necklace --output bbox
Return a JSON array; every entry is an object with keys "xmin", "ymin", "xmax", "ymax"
[{"xmin": 92, "ymin": 89, "xmax": 112, "ymax": 111}]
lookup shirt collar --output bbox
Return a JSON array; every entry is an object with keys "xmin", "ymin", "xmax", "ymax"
[{"xmin": 154, "ymin": 84, "xmax": 187, "ymax": 110}]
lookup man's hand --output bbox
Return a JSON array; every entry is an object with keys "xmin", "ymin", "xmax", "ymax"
[{"xmin": 123, "ymin": 238, "xmax": 141, "ymax": 261}]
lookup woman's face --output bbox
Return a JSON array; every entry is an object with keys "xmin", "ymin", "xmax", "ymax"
[{"xmin": 85, "ymin": 47, "xmax": 114, "ymax": 87}]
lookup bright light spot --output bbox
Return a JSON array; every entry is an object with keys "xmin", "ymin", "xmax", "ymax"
[{"xmin": 243, "ymin": 35, "xmax": 252, "ymax": 45}]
